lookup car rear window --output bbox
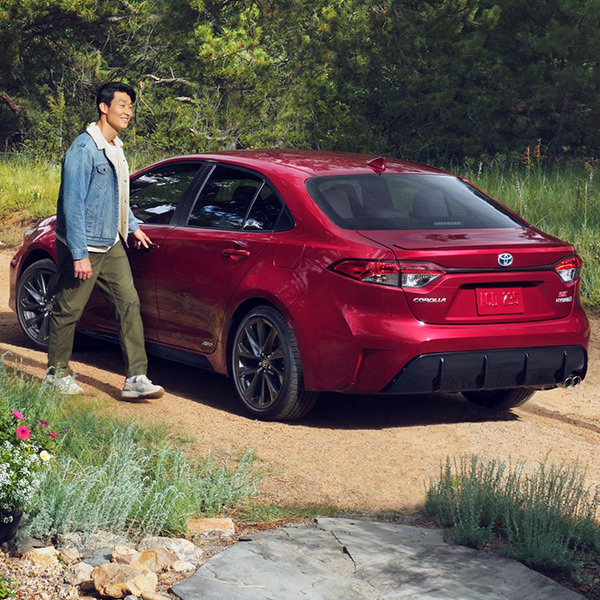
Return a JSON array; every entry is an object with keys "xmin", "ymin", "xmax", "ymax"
[{"xmin": 305, "ymin": 174, "xmax": 525, "ymax": 230}]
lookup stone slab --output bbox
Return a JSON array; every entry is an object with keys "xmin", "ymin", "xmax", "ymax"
[{"xmin": 171, "ymin": 518, "xmax": 584, "ymax": 600}]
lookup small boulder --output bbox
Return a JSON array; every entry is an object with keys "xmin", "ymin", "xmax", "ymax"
[
  {"xmin": 187, "ymin": 518, "xmax": 235, "ymax": 539},
  {"xmin": 92, "ymin": 563, "xmax": 157, "ymax": 598},
  {"xmin": 22, "ymin": 546, "xmax": 59, "ymax": 568},
  {"xmin": 112, "ymin": 545, "xmax": 140, "ymax": 565},
  {"xmin": 59, "ymin": 547, "xmax": 82, "ymax": 565},
  {"xmin": 171, "ymin": 560, "xmax": 196, "ymax": 573},
  {"xmin": 135, "ymin": 547, "xmax": 178, "ymax": 573},
  {"xmin": 64, "ymin": 561, "xmax": 94, "ymax": 586},
  {"xmin": 137, "ymin": 536, "xmax": 203, "ymax": 564}
]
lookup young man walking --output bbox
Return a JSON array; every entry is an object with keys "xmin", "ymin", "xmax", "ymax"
[{"xmin": 45, "ymin": 82, "xmax": 164, "ymax": 400}]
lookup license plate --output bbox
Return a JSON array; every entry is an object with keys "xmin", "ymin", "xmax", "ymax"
[{"xmin": 476, "ymin": 287, "xmax": 524, "ymax": 315}]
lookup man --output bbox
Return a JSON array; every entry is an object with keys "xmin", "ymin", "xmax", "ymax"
[{"xmin": 45, "ymin": 82, "xmax": 164, "ymax": 400}]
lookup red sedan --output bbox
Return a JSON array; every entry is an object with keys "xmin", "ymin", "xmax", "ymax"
[{"xmin": 9, "ymin": 150, "xmax": 589, "ymax": 420}]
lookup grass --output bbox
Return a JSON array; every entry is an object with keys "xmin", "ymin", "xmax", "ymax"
[
  {"xmin": 426, "ymin": 456, "xmax": 600, "ymax": 596},
  {"xmin": 0, "ymin": 359, "xmax": 260, "ymax": 539}
]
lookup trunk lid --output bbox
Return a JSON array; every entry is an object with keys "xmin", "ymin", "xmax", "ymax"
[{"xmin": 358, "ymin": 227, "xmax": 579, "ymax": 324}]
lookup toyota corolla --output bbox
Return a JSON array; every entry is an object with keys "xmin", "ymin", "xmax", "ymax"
[{"xmin": 9, "ymin": 150, "xmax": 589, "ymax": 420}]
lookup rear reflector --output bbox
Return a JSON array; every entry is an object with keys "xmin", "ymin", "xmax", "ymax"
[
  {"xmin": 555, "ymin": 256, "xmax": 581, "ymax": 283},
  {"xmin": 331, "ymin": 260, "xmax": 446, "ymax": 288}
]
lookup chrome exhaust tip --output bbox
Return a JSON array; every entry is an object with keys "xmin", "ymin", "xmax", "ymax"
[{"xmin": 559, "ymin": 375, "xmax": 581, "ymax": 389}]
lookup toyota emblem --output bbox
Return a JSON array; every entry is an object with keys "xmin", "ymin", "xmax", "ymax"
[{"xmin": 498, "ymin": 253, "xmax": 513, "ymax": 267}]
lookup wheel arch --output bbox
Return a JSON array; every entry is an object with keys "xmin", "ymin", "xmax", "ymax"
[{"xmin": 19, "ymin": 249, "xmax": 56, "ymax": 278}]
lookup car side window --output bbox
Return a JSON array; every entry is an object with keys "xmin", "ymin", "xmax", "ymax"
[
  {"xmin": 130, "ymin": 163, "xmax": 200, "ymax": 225},
  {"xmin": 187, "ymin": 166, "xmax": 265, "ymax": 230},
  {"xmin": 243, "ymin": 185, "xmax": 284, "ymax": 231}
]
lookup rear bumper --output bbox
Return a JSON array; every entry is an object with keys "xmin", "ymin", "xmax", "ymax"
[{"xmin": 382, "ymin": 345, "xmax": 587, "ymax": 394}]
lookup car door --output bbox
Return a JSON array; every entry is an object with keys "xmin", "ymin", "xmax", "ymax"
[
  {"xmin": 78, "ymin": 161, "xmax": 205, "ymax": 341},
  {"xmin": 154, "ymin": 163, "xmax": 285, "ymax": 353}
]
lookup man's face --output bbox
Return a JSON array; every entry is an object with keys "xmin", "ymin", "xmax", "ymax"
[{"xmin": 100, "ymin": 91, "xmax": 133, "ymax": 132}]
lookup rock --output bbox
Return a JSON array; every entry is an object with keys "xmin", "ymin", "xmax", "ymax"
[
  {"xmin": 141, "ymin": 592, "xmax": 170, "ymax": 600},
  {"xmin": 8, "ymin": 535, "xmax": 45, "ymax": 557},
  {"xmin": 59, "ymin": 547, "xmax": 81, "ymax": 565},
  {"xmin": 171, "ymin": 560, "xmax": 196, "ymax": 573},
  {"xmin": 135, "ymin": 547, "xmax": 178, "ymax": 573},
  {"xmin": 187, "ymin": 518, "xmax": 235, "ymax": 539},
  {"xmin": 92, "ymin": 563, "xmax": 157, "ymax": 598},
  {"xmin": 112, "ymin": 545, "xmax": 140, "ymax": 565},
  {"xmin": 83, "ymin": 547, "xmax": 114, "ymax": 567},
  {"xmin": 137, "ymin": 537, "xmax": 203, "ymax": 564},
  {"xmin": 64, "ymin": 561, "xmax": 94, "ymax": 586},
  {"xmin": 124, "ymin": 596, "xmax": 139, "ymax": 600},
  {"xmin": 57, "ymin": 531, "xmax": 129, "ymax": 552},
  {"xmin": 22, "ymin": 546, "xmax": 59, "ymax": 568}
]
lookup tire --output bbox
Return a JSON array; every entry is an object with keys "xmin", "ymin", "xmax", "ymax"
[
  {"xmin": 462, "ymin": 388, "xmax": 535, "ymax": 410},
  {"xmin": 231, "ymin": 305, "xmax": 319, "ymax": 421},
  {"xmin": 15, "ymin": 258, "xmax": 57, "ymax": 350}
]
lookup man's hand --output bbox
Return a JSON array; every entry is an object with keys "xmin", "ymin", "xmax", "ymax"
[
  {"xmin": 132, "ymin": 227, "xmax": 153, "ymax": 250},
  {"xmin": 73, "ymin": 258, "xmax": 93, "ymax": 280}
]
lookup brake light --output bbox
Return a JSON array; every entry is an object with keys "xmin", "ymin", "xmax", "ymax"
[
  {"xmin": 555, "ymin": 256, "xmax": 581, "ymax": 283},
  {"xmin": 398, "ymin": 262, "xmax": 446, "ymax": 288},
  {"xmin": 331, "ymin": 260, "xmax": 446, "ymax": 288},
  {"xmin": 331, "ymin": 260, "xmax": 400, "ymax": 286}
]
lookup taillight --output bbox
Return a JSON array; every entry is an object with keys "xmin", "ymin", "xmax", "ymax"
[
  {"xmin": 398, "ymin": 262, "xmax": 446, "ymax": 288},
  {"xmin": 331, "ymin": 260, "xmax": 400, "ymax": 286},
  {"xmin": 330, "ymin": 260, "xmax": 446, "ymax": 288},
  {"xmin": 555, "ymin": 256, "xmax": 581, "ymax": 283}
]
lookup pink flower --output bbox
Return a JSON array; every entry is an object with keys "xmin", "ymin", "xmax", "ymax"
[
  {"xmin": 39, "ymin": 420, "xmax": 49, "ymax": 428},
  {"xmin": 16, "ymin": 426, "xmax": 30, "ymax": 440},
  {"xmin": 12, "ymin": 410, "xmax": 24, "ymax": 420},
  {"xmin": 48, "ymin": 432, "xmax": 58, "ymax": 439}
]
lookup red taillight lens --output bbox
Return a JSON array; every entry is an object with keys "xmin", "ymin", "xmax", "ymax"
[
  {"xmin": 331, "ymin": 260, "xmax": 400, "ymax": 286},
  {"xmin": 398, "ymin": 262, "xmax": 446, "ymax": 288},
  {"xmin": 555, "ymin": 256, "xmax": 582, "ymax": 283},
  {"xmin": 331, "ymin": 260, "xmax": 446, "ymax": 288}
]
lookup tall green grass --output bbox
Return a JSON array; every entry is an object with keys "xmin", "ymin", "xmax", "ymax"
[
  {"xmin": 466, "ymin": 163, "xmax": 600, "ymax": 307},
  {"xmin": 0, "ymin": 359, "xmax": 259, "ymax": 539}
]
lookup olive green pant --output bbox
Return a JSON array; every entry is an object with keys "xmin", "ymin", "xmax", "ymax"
[{"xmin": 48, "ymin": 239, "xmax": 148, "ymax": 378}]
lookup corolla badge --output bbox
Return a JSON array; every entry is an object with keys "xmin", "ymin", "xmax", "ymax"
[{"xmin": 498, "ymin": 253, "xmax": 513, "ymax": 267}]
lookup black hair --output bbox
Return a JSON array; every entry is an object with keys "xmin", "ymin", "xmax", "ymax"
[{"xmin": 96, "ymin": 82, "xmax": 136, "ymax": 115}]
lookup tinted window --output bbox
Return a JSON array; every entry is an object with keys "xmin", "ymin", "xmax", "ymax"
[
  {"xmin": 243, "ymin": 185, "xmax": 283, "ymax": 231},
  {"xmin": 188, "ymin": 166, "xmax": 262, "ymax": 230},
  {"xmin": 305, "ymin": 174, "xmax": 525, "ymax": 230},
  {"xmin": 130, "ymin": 163, "xmax": 200, "ymax": 224}
]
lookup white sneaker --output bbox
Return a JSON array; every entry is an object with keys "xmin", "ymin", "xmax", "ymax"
[
  {"xmin": 43, "ymin": 373, "xmax": 84, "ymax": 395},
  {"xmin": 122, "ymin": 375, "xmax": 164, "ymax": 400}
]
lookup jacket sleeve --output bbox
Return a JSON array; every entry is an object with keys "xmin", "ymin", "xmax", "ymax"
[
  {"xmin": 61, "ymin": 144, "xmax": 93, "ymax": 260},
  {"xmin": 127, "ymin": 207, "xmax": 141, "ymax": 234}
]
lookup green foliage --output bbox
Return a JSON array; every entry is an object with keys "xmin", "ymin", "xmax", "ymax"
[
  {"xmin": 1, "ymin": 0, "xmax": 600, "ymax": 162},
  {"xmin": 0, "ymin": 574, "xmax": 14, "ymax": 600},
  {"xmin": 0, "ymin": 361, "xmax": 259, "ymax": 539},
  {"xmin": 426, "ymin": 456, "xmax": 600, "ymax": 579}
]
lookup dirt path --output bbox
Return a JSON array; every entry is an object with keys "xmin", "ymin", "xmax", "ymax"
[{"xmin": 1, "ymin": 248, "xmax": 599, "ymax": 513}]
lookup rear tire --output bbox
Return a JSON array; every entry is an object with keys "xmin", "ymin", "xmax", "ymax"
[
  {"xmin": 462, "ymin": 388, "xmax": 535, "ymax": 410},
  {"xmin": 231, "ymin": 305, "xmax": 318, "ymax": 421},
  {"xmin": 16, "ymin": 258, "xmax": 57, "ymax": 350}
]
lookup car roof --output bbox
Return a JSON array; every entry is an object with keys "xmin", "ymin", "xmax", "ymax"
[{"xmin": 147, "ymin": 150, "xmax": 449, "ymax": 178}]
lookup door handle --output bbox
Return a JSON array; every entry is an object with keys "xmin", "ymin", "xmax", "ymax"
[
  {"xmin": 222, "ymin": 248, "xmax": 250, "ymax": 260},
  {"xmin": 144, "ymin": 243, "xmax": 160, "ymax": 252}
]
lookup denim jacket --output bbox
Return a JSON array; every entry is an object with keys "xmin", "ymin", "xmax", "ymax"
[{"xmin": 55, "ymin": 128, "xmax": 140, "ymax": 260}]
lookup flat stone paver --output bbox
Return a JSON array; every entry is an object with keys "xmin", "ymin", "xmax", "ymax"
[{"xmin": 171, "ymin": 518, "xmax": 584, "ymax": 600}]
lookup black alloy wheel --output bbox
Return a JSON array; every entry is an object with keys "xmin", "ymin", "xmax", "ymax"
[
  {"xmin": 462, "ymin": 388, "xmax": 535, "ymax": 410},
  {"xmin": 231, "ymin": 305, "xmax": 318, "ymax": 421},
  {"xmin": 15, "ymin": 258, "xmax": 57, "ymax": 350}
]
